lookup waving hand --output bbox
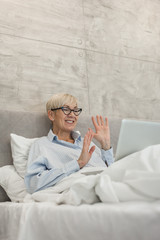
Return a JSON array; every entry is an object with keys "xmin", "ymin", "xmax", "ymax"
[{"xmin": 89, "ymin": 115, "xmax": 111, "ymax": 151}]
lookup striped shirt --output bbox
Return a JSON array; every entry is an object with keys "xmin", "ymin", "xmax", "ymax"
[{"xmin": 24, "ymin": 129, "xmax": 114, "ymax": 193}]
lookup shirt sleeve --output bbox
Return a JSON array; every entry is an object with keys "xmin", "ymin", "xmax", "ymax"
[
  {"xmin": 24, "ymin": 142, "xmax": 80, "ymax": 194},
  {"xmin": 101, "ymin": 147, "xmax": 114, "ymax": 166}
]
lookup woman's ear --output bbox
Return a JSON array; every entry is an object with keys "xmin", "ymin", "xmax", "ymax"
[{"xmin": 48, "ymin": 110, "xmax": 55, "ymax": 121}]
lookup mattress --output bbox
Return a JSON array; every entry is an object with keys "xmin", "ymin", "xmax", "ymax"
[{"xmin": 1, "ymin": 201, "xmax": 160, "ymax": 240}]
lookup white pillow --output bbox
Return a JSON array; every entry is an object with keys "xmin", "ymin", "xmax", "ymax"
[
  {"xmin": 0, "ymin": 165, "xmax": 28, "ymax": 202},
  {"xmin": 10, "ymin": 133, "xmax": 38, "ymax": 178}
]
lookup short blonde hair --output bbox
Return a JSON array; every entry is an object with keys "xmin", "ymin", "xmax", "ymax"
[{"xmin": 46, "ymin": 93, "xmax": 78, "ymax": 112}]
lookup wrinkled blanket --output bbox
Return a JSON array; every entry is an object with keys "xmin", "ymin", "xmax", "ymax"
[{"xmin": 24, "ymin": 144, "xmax": 160, "ymax": 205}]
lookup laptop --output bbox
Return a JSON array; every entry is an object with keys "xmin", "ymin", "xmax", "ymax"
[{"xmin": 115, "ymin": 119, "xmax": 160, "ymax": 161}]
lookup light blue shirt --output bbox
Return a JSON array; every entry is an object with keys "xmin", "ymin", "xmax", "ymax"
[{"xmin": 25, "ymin": 129, "xmax": 114, "ymax": 194}]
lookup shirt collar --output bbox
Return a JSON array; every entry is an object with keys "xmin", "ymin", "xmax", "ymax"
[{"xmin": 47, "ymin": 129, "xmax": 81, "ymax": 142}]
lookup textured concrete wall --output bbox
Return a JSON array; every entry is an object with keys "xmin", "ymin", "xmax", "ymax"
[{"xmin": 0, "ymin": 0, "xmax": 160, "ymax": 120}]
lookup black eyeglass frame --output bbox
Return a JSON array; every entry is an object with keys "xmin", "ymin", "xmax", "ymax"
[{"xmin": 51, "ymin": 107, "xmax": 82, "ymax": 116}]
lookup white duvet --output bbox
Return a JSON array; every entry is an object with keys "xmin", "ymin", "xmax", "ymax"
[{"xmin": 24, "ymin": 144, "xmax": 160, "ymax": 205}]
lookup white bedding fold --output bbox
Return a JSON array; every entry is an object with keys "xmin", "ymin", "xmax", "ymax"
[{"xmin": 24, "ymin": 144, "xmax": 160, "ymax": 205}]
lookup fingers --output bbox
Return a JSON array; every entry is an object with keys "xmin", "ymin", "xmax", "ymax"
[
  {"xmin": 92, "ymin": 115, "xmax": 108, "ymax": 126},
  {"xmin": 100, "ymin": 116, "xmax": 104, "ymax": 126},
  {"xmin": 92, "ymin": 115, "xmax": 103, "ymax": 126},
  {"xmin": 96, "ymin": 115, "xmax": 101, "ymax": 125},
  {"xmin": 78, "ymin": 133, "xmax": 95, "ymax": 168},
  {"xmin": 88, "ymin": 127, "xmax": 95, "ymax": 136},
  {"xmin": 83, "ymin": 129, "xmax": 94, "ymax": 150},
  {"xmin": 92, "ymin": 116, "xmax": 98, "ymax": 128},
  {"xmin": 83, "ymin": 132, "xmax": 95, "ymax": 158},
  {"xmin": 89, "ymin": 145, "xmax": 95, "ymax": 157},
  {"xmin": 105, "ymin": 117, "xmax": 109, "ymax": 127}
]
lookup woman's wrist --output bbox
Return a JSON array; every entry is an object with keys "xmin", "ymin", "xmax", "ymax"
[{"xmin": 100, "ymin": 140, "xmax": 111, "ymax": 151}]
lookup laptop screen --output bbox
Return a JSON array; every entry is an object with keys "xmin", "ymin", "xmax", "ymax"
[{"xmin": 115, "ymin": 119, "xmax": 160, "ymax": 161}]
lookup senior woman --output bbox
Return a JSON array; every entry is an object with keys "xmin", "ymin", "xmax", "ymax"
[{"xmin": 25, "ymin": 93, "xmax": 114, "ymax": 194}]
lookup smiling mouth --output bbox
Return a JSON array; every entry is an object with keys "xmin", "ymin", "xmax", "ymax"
[{"xmin": 65, "ymin": 120, "xmax": 75, "ymax": 124}]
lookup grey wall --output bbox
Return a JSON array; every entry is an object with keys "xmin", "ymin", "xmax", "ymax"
[{"xmin": 0, "ymin": 0, "xmax": 160, "ymax": 120}]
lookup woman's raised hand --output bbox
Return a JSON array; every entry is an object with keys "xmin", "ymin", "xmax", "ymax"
[
  {"xmin": 89, "ymin": 115, "xmax": 111, "ymax": 151},
  {"xmin": 77, "ymin": 129, "xmax": 95, "ymax": 168},
  {"xmin": 78, "ymin": 115, "xmax": 110, "ymax": 168}
]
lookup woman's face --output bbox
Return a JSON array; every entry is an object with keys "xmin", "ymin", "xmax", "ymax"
[{"xmin": 51, "ymin": 103, "xmax": 80, "ymax": 133}]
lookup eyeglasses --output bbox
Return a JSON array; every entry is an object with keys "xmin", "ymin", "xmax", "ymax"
[{"xmin": 51, "ymin": 107, "xmax": 82, "ymax": 116}]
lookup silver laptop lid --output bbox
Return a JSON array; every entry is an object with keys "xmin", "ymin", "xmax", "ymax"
[{"xmin": 115, "ymin": 119, "xmax": 160, "ymax": 161}]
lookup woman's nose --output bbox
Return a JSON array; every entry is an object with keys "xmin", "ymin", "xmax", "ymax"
[{"xmin": 69, "ymin": 111, "xmax": 75, "ymax": 116}]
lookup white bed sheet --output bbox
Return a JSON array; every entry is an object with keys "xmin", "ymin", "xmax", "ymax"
[{"xmin": 1, "ymin": 200, "xmax": 160, "ymax": 240}]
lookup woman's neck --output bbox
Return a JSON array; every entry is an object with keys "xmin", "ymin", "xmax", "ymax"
[{"xmin": 52, "ymin": 128, "xmax": 74, "ymax": 143}]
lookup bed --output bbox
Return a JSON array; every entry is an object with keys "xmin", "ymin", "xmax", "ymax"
[{"xmin": 0, "ymin": 110, "xmax": 160, "ymax": 240}]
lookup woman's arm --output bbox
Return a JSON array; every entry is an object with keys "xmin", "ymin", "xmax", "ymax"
[
  {"xmin": 24, "ymin": 155, "xmax": 79, "ymax": 194},
  {"xmin": 24, "ymin": 142, "xmax": 80, "ymax": 194}
]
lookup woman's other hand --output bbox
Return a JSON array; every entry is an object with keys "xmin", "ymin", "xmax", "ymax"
[
  {"xmin": 89, "ymin": 115, "xmax": 111, "ymax": 151},
  {"xmin": 78, "ymin": 129, "xmax": 95, "ymax": 168}
]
